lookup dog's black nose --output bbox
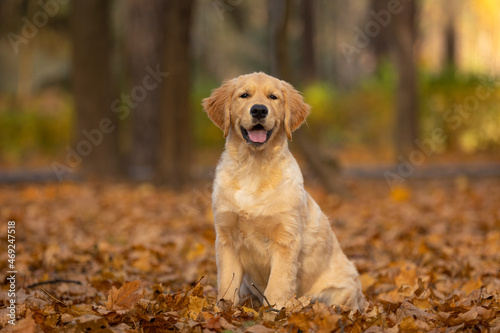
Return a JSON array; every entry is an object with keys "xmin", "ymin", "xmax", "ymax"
[{"xmin": 250, "ymin": 104, "xmax": 268, "ymax": 119}]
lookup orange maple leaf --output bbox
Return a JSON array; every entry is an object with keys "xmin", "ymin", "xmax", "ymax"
[{"xmin": 105, "ymin": 280, "xmax": 142, "ymax": 311}]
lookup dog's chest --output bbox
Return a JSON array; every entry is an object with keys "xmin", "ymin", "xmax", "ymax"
[
  {"xmin": 233, "ymin": 178, "xmax": 272, "ymax": 213},
  {"xmin": 217, "ymin": 163, "xmax": 285, "ymax": 217},
  {"xmin": 233, "ymin": 215, "xmax": 275, "ymax": 271}
]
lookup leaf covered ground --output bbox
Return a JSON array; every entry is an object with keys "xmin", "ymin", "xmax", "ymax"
[{"xmin": 1, "ymin": 177, "xmax": 500, "ymax": 332}]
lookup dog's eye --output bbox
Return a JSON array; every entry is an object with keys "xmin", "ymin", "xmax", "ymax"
[
  {"xmin": 269, "ymin": 94, "xmax": 278, "ymax": 100},
  {"xmin": 240, "ymin": 93, "xmax": 249, "ymax": 98}
]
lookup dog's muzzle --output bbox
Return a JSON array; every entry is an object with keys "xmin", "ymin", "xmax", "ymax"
[
  {"xmin": 241, "ymin": 124, "xmax": 273, "ymax": 145},
  {"xmin": 240, "ymin": 104, "xmax": 273, "ymax": 146}
]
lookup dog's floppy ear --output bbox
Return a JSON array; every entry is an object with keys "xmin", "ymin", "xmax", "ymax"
[
  {"xmin": 202, "ymin": 79, "xmax": 236, "ymax": 138},
  {"xmin": 282, "ymin": 80, "xmax": 311, "ymax": 140}
]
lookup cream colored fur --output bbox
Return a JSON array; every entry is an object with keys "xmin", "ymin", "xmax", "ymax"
[{"xmin": 202, "ymin": 72, "xmax": 366, "ymax": 310}]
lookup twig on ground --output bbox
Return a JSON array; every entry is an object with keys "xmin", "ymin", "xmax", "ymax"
[
  {"xmin": 477, "ymin": 285, "xmax": 485, "ymax": 306},
  {"xmin": 27, "ymin": 279, "xmax": 82, "ymax": 289},
  {"xmin": 37, "ymin": 286, "xmax": 68, "ymax": 307},
  {"xmin": 251, "ymin": 283, "xmax": 280, "ymax": 313},
  {"xmin": 220, "ymin": 273, "xmax": 235, "ymax": 300},
  {"xmin": 337, "ymin": 306, "xmax": 345, "ymax": 333}
]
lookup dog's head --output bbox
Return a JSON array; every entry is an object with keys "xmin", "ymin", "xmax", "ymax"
[{"xmin": 202, "ymin": 72, "xmax": 310, "ymax": 149}]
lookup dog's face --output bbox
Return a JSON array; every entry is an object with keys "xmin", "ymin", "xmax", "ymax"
[{"xmin": 203, "ymin": 72, "xmax": 310, "ymax": 149}]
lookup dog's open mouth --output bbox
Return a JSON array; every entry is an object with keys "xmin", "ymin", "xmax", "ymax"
[{"xmin": 241, "ymin": 124, "xmax": 273, "ymax": 145}]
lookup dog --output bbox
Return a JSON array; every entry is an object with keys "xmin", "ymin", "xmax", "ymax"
[{"xmin": 202, "ymin": 72, "xmax": 366, "ymax": 310}]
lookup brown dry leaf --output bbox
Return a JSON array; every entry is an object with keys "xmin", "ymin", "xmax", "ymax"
[
  {"xmin": 131, "ymin": 250, "xmax": 153, "ymax": 271},
  {"xmin": 490, "ymin": 317, "xmax": 500, "ymax": 333},
  {"xmin": 242, "ymin": 306, "xmax": 259, "ymax": 318},
  {"xmin": 359, "ymin": 272, "xmax": 377, "ymax": 293},
  {"xmin": 205, "ymin": 314, "xmax": 222, "ymax": 330},
  {"xmin": 186, "ymin": 242, "xmax": 206, "ymax": 261},
  {"xmin": 378, "ymin": 289, "xmax": 404, "ymax": 306},
  {"xmin": 219, "ymin": 317, "xmax": 237, "ymax": 330},
  {"xmin": 461, "ymin": 277, "xmax": 482, "ymax": 295},
  {"xmin": 105, "ymin": 280, "xmax": 142, "ymax": 311},
  {"xmin": 245, "ymin": 324, "xmax": 275, "ymax": 333},
  {"xmin": 191, "ymin": 280, "xmax": 204, "ymax": 297},
  {"xmin": 186, "ymin": 295, "xmax": 208, "ymax": 319},
  {"xmin": 2, "ymin": 316, "xmax": 37, "ymax": 333},
  {"xmin": 396, "ymin": 301, "xmax": 435, "ymax": 322},
  {"xmin": 399, "ymin": 316, "xmax": 419, "ymax": 332},
  {"xmin": 283, "ymin": 296, "xmax": 312, "ymax": 314},
  {"xmin": 390, "ymin": 185, "xmax": 411, "ymax": 202},
  {"xmin": 287, "ymin": 312, "xmax": 311, "ymax": 331},
  {"xmin": 412, "ymin": 297, "xmax": 432, "ymax": 310},
  {"xmin": 454, "ymin": 306, "xmax": 496, "ymax": 325},
  {"xmin": 394, "ymin": 262, "xmax": 418, "ymax": 288},
  {"xmin": 75, "ymin": 314, "xmax": 112, "ymax": 332}
]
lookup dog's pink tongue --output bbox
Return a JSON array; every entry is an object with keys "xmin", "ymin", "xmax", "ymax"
[{"xmin": 248, "ymin": 129, "xmax": 267, "ymax": 143}]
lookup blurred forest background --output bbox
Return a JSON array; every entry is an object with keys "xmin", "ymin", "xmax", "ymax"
[
  {"xmin": 2, "ymin": 2, "xmax": 500, "ymax": 330},
  {"xmin": 0, "ymin": 0, "xmax": 499, "ymax": 188}
]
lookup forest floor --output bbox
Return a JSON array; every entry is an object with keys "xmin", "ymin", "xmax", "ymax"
[{"xmin": 0, "ymin": 176, "xmax": 499, "ymax": 332}]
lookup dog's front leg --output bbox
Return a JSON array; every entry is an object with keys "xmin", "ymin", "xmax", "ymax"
[
  {"xmin": 264, "ymin": 224, "xmax": 300, "ymax": 309},
  {"xmin": 214, "ymin": 212, "xmax": 243, "ymax": 305}
]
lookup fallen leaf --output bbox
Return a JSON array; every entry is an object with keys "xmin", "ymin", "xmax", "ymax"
[
  {"xmin": 2, "ymin": 316, "xmax": 37, "ymax": 333},
  {"xmin": 399, "ymin": 316, "xmax": 419, "ymax": 332},
  {"xmin": 205, "ymin": 314, "xmax": 222, "ymax": 330},
  {"xmin": 461, "ymin": 277, "xmax": 482, "ymax": 295},
  {"xmin": 454, "ymin": 306, "xmax": 495, "ymax": 325},
  {"xmin": 186, "ymin": 242, "xmax": 206, "ymax": 261},
  {"xmin": 105, "ymin": 280, "xmax": 142, "ymax": 311},
  {"xmin": 187, "ymin": 295, "xmax": 208, "ymax": 318},
  {"xmin": 390, "ymin": 185, "xmax": 411, "ymax": 202},
  {"xmin": 75, "ymin": 314, "xmax": 112, "ymax": 332},
  {"xmin": 245, "ymin": 324, "xmax": 274, "ymax": 333},
  {"xmin": 242, "ymin": 306, "xmax": 259, "ymax": 318},
  {"xmin": 359, "ymin": 272, "xmax": 377, "ymax": 292}
]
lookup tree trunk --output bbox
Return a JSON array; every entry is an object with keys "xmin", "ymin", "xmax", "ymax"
[
  {"xmin": 71, "ymin": 0, "xmax": 121, "ymax": 178},
  {"xmin": 390, "ymin": 1, "xmax": 418, "ymax": 158},
  {"xmin": 444, "ymin": 23, "xmax": 456, "ymax": 69},
  {"xmin": 268, "ymin": 0, "xmax": 292, "ymax": 83},
  {"xmin": 300, "ymin": 0, "xmax": 316, "ymax": 83},
  {"xmin": 159, "ymin": 0, "xmax": 195, "ymax": 189},
  {"xmin": 443, "ymin": 3, "xmax": 458, "ymax": 71},
  {"xmin": 125, "ymin": 0, "xmax": 164, "ymax": 181},
  {"xmin": 371, "ymin": 0, "xmax": 390, "ymax": 70}
]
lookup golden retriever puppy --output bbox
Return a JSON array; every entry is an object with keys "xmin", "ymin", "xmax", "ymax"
[{"xmin": 202, "ymin": 72, "xmax": 366, "ymax": 310}]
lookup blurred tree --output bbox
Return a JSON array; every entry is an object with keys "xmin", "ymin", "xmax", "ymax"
[
  {"xmin": 388, "ymin": 0, "xmax": 418, "ymax": 158},
  {"xmin": 268, "ymin": 0, "xmax": 293, "ymax": 83},
  {"xmin": 71, "ymin": 0, "xmax": 121, "ymax": 178},
  {"xmin": 300, "ymin": 0, "xmax": 316, "ymax": 83},
  {"xmin": 370, "ymin": 0, "xmax": 390, "ymax": 70},
  {"xmin": 224, "ymin": 1, "xmax": 247, "ymax": 33},
  {"xmin": 2, "ymin": 0, "xmax": 36, "ymax": 103},
  {"xmin": 444, "ymin": 3, "xmax": 459, "ymax": 71},
  {"xmin": 159, "ymin": 0, "xmax": 195, "ymax": 189},
  {"xmin": 268, "ymin": 0, "xmax": 342, "ymax": 193},
  {"xmin": 444, "ymin": 20, "xmax": 456, "ymax": 70},
  {"xmin": 125, "ymin": 0, "xmax": 164, "ymax": 181}
]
